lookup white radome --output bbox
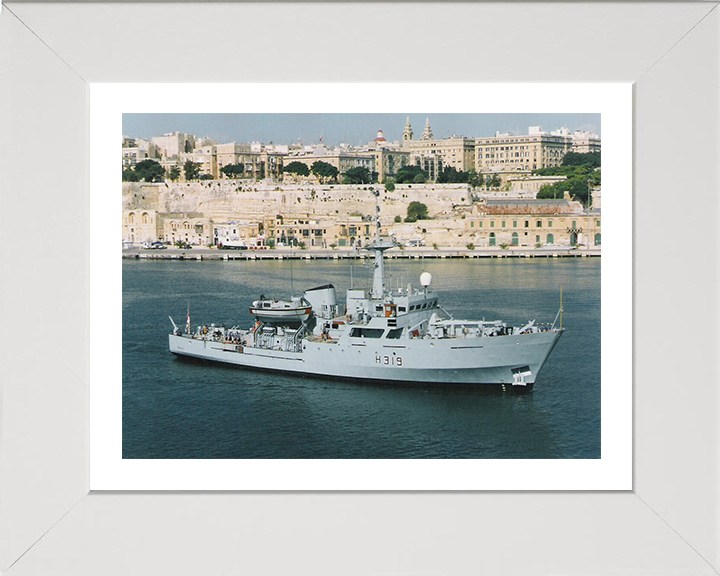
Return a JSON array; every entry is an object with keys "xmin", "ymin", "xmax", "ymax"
[{"xmin": 420, "ymin": 272, "xmax": 432, "ymax": 287}]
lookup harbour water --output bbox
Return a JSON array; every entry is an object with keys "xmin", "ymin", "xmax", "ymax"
[{"xmin": 123, "ymin": 257, "xmax": 600, "ymax": 459}]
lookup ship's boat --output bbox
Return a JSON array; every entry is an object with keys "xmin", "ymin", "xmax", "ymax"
[{"xmin": 249, "ymin": 296, "xmax": 312, "ymax": 324}]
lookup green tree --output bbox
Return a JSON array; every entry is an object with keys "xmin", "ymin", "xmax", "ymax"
[
  {"xmin": 562, "ymin": 151, "xmax": 601, "ymax": 168},
  {"xmin": 283, "ymin": 161, "xmax": 310, "ymax": 177},
  {"xmin": 385, "ymin": 182, "xmax": 396, "ymax": 192},
  {"xmin": 311, "ymin": 160, "xmax": 339, "ymax": 183},
  {"xmin": 537, "ymin": 177, "xmax": 594, "ymax": 206},
  {"xmin": 122, "ymin": 167, "xmax": 139, "ymax": 182},
  {"xmin": 467, "ymin": 169, "xmax": 484, "ymax": 188},
  {"xmin": 486, "ymin": 174, "xmax": 502, "ymax": 188},
  {"xmin": 412, "ymin": 173, "xmax": 427, "ymax": 184},
  {"xmin": 167, "ymin": 166, "xmax": 181, "ymax": 182},
  {"xmin": 134, "ymin": 159, "xmax": 165, "ymax": 182},
  {"xmin": 405, "ymin": 201, "xmax": 429, "ymax": 222},
  {"xmin": 394, "ymin": 215, "xmax": 402, "ymax": 223},
  {"xmin": 221, "ymin": 163, "xmax": 245, "ymax": 178},
  {"xmin": 183, "ymin": 160, "xmax": 202, "ymax": 180},
  {"xmin": 342, "ymin": 166, "xmax": 372, "ymax": 184},
  {"xmin": 199, "ymin": 174, "xmax": 214, "ymax": 180},
  {"xmin": 395, "ymin": 165, "xmax": 427, "ymax": 184},
  {"xmin": 437, "ymin": 166, "xmax": 470, "ymax": 184}
]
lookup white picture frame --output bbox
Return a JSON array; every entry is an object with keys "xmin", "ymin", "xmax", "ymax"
[{"xmin": 1, "ymin": 2, "xmax": 718, "ymax": 574}]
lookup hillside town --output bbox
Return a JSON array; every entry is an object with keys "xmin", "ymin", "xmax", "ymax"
[{"xmin": 122, "ymin": 118, "xmax": 601, "ymax": 254}]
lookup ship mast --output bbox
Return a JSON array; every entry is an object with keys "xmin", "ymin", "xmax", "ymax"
[{"xmin": 369, "ymin": 190, "xmax": 394, "ymax": 300}]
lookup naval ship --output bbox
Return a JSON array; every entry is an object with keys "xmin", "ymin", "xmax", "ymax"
[{"xmin": 169, "ymin": 201, "xmax": 564, "ymax": 389}]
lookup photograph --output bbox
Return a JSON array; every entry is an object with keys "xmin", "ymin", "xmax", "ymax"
[{"xmin": 121, "ymin": 112, "xmax": 602, "ymax": 460}]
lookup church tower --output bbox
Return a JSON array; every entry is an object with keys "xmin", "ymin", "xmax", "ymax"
[
  {"xmin": 420, "ymin": 117, "xmax": 434, "ymax": 141},
  {"xmin": 403, "ymin": 116, "xmax": 414, "ymax": 142}
]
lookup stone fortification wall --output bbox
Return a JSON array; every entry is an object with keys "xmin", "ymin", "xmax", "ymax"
[{"xmin": 122, "ymin": 181, "xmax": 472, "ymax": 222}]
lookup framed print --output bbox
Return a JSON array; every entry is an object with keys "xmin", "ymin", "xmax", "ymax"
[
  {"xmin": 90, "ymin": 83, "xmax": 630, "ymax": 491},
  {"xmin": 1, "ymin": 2, "xmax": 718, "ymax": 575}
]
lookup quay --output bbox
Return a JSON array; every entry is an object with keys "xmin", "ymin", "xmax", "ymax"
[{"xmin": 123, "ymin": 247, "xmax": 600, "ymax": 261}]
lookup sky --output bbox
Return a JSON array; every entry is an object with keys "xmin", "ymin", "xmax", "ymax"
[{"xmin": 123, "ymin": 113, "xmax": 601, "ymax": 147}]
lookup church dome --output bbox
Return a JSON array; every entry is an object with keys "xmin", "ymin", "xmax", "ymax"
[{"xmin": 374, "ymin": 129, "xmax": 387, "ymax": 142}]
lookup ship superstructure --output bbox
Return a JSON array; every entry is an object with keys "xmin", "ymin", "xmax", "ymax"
[{"xmin": 169, "ymin": 195, "xmax": 564, "ymax": 388}]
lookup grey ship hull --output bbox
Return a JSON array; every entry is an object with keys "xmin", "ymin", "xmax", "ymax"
[{"xmin": 169, "ymin": 329, "xmax": 563, "ymax": 386}]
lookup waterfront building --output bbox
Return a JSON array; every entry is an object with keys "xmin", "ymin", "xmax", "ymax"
[
  {"xmin": 122, "ymin": 209, "xmax": 159, "ymax": 244},
  {"xmin": 267, "ymin": 216, "xmax": 350, "ymax": 249},
  {"xmin": 213, "ymin": 220, "xmax": 264, "ymax": 247},
  {"xmin": 162, "ymin": 216, "xmax": 214, "ymax": 246},
  {"xmin": 463, "ymin": 196, "xmax": 600, "ymax": 248}
]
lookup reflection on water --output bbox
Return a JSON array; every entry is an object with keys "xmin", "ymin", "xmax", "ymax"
[{"xmin": 123, "ymin": 258, "xmax": 600, "ymax": 459}]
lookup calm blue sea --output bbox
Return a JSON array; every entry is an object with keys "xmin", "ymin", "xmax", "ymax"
[{"xmin": 123, "ymin": 257, "xmax": 600, "ymax": 459}]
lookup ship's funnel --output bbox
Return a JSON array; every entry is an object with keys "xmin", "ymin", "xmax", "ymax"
[{"xmin": 303, "ymin": 284, "xmax": 338, "ymax": 320}]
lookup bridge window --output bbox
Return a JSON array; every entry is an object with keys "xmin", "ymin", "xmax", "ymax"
[
  {"xmin": 386, "ymin": 328, "xmax": 404, "ymax": 339},
  {"xmin": 350, "ymin": 328, "xmax": 384, "ymax": 339}
]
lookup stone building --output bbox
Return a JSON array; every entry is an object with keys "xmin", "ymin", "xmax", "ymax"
[
  {"xmin": 464, "ymin": 197, "xmax": 600, "ymax": 248},
  {"xmin": 162, "ymin": 216, "xmax": 214, "ymax": 246},
  {"xmin": 213, "ymin": 220, "xmax": 263, "ymax": 247},
  {"xmin": 401, "ymin": 117, "xmax": 476, "ymax": 174},
  {"xmin": 475, "ymin": 127, "xmax": 572, "ymax": 173},
  {"xmin": 122, "ymin": 209, "xmax": 159, "ymax": 244}
]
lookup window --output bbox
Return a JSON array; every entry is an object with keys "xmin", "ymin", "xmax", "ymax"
[
  {"xmin": 386, "ymin": 328, "xmax": 404, "ymax": 339},
  {"xmin": 490, "ymin": 221, "xmax": 495, "ymax": 228},
  {"xmin": 546, "ymin": 233, "xmax": 554, "ymax": 245},
  {"xmin": 470, "ymin": 221, "xmax": 474, "ymax": 228},
  {"xmin": 511, "ymin": 232, "xmax": 519, "ymax": 246},
  {"xmin": 501, "ymin": 221, "xmax": 506, "ymax": 228},
  {"xmin": 548, "ymin": 220, "xmax": 553, "ymax": 227},
  {"xmin": 350, "ymin": 328, "xmax": 384, "ymax": 339},
  {"xmin": 572, "ymin": 221, "xmax": 577, "ymax": 228},
  {"xmin": 524, "ymin": 221, "xmax": 529, "ymax": 228},
  {"xmin": 596, "ymin": 220, "xmax": 601, "ymax": 227},
  {"xmin": 479, "ymin": 221, "xmax": 483, "ymax": 228},
  {"xmin": 536, "ymin": 220, "xmax": 542, "ymax": 228},
  {"xmin": 513, "ymin": 221, "xmax": 518, "ymax": 228},
  {"xmin": 489, "ymin": 232, "xmax": 496, "ymax": 247}
]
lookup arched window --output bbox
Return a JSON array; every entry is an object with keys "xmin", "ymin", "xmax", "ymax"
[
  {"xmin": 128, "ymin": 212, "xmax": 135, "ymax": 224},
  {"xmin": 546, "ymin": 233, "xmax": 555, "ymax": 245},
  {"xmin": 142, "ymin": 212, "xmax": 149, "ymax": 224},
  {"xmin": 489, "ymin": 232, "xmax": 496, "ymax": 247},
  {"xmin": 570, "ymin": 232, "xmax": 578, "ymax": 246},
  {"xmin": 184, "ymin": 221, "xmax": 190, "ymax": 230},
  {"xmin": 511, "ymin": 232, "xmax": 519, "ymax": 246},
  {"xmin": 595, "ymin": 233, "xmax": 601, "ymax": 246}
]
